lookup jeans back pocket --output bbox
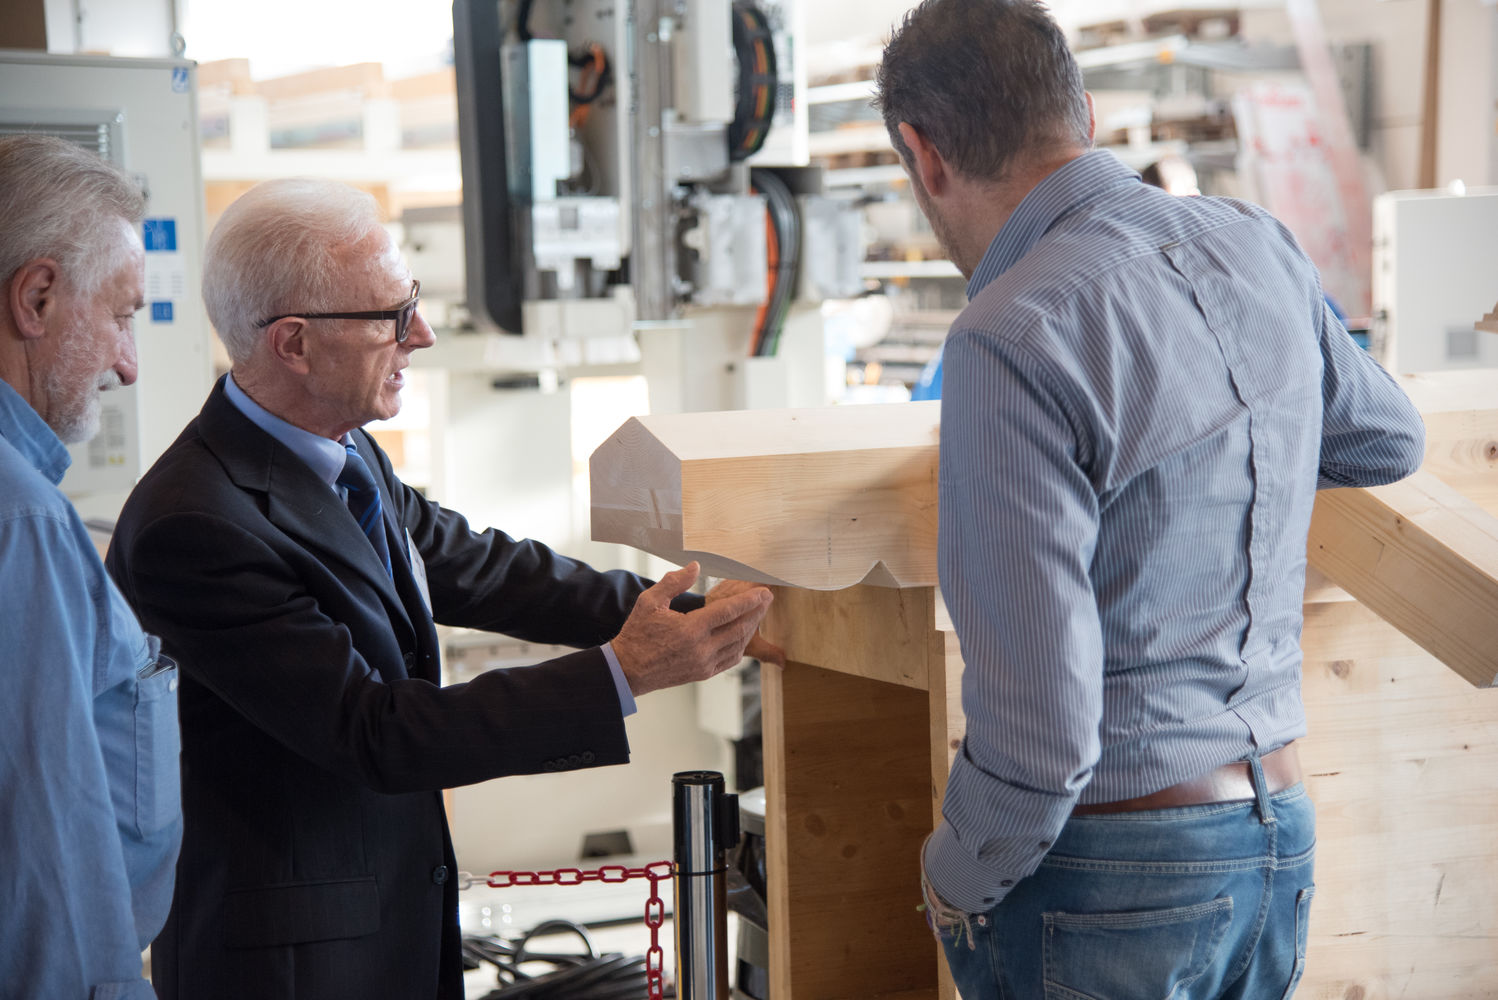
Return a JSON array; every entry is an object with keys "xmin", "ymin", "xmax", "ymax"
[{"xmin": 1043, "ymin": 896, "xmax": 1234, "ymax": 1000}]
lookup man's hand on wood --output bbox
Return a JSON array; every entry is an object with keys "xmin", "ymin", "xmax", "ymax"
[{"xmin": 613, "ymin": 562, "xmax": 774, "ymax": 696}]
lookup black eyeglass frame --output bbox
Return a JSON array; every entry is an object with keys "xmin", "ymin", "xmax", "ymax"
[{"xmin": 254, "ymin": 280, "xmax": 421, "ymax": 344}]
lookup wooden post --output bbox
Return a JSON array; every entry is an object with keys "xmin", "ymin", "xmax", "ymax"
[{"xmin": 760, "ymin": 585, "xmax": 959, "ymax": 1000}]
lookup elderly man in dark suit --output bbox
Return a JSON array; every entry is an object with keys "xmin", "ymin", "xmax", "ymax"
[{"xmin": 106, "ymin": 177, "xmax": 777, "ymax": 1000}]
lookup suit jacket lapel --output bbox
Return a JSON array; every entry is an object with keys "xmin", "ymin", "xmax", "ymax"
[{"xmin": 196, "ymin": 381, "xmax": 418, "ymax": 647}]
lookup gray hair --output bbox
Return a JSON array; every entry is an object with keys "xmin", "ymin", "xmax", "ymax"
[
  {"xmin": 203, "ymin": 178, "xmax": 384, "ymax": 363},
  {"xmin": 873, "ymin": 0, "xmax": 1091, "ymax": 184},
  {"xmin": 0, "ymin": 134, "xmax": 146, "ymax": 299}
]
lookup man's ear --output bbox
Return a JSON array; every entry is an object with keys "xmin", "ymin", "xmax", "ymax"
[
  {"xmin": 897, "ymin": 122, "xmax": 949, "ymax": 197},
  {"xmin": 265, "ymin": 318, "xmax": 313, "ymax": 375},
  {"xmin": 1084, "ymin": 91, "xmax": 1097, "ymax": 144},
  {"xmin": 8, "ymin": 259, "xmax": 62, "ymax": 340}
]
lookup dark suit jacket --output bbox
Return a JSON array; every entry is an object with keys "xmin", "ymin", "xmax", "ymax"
[{"xmin": 107, "ymin": 379, "xmax": 684, "ymax": 999}]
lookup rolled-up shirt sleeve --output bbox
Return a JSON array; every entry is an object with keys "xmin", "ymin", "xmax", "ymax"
[{"xmin": 925, "ymin": 328, "xmax": 1104, "ymax": 914}]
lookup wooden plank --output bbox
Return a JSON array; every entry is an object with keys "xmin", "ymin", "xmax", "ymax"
[
  {"xmin": 254, "ymin": 62, "xmax": 390, "ymax": 102},
  {"xmin": 762, "ymin": 661, "xmax": 940, "ymax": 1000},
  {"xmin": 1307, "ymin": 471, "xmax": 1498, "ymax": 687},
  {"xmin": 1396, "ymin": 369, "xmax": 1498, "ymax": 413},
  {"xmin": 198, "ymin": 58, "xmax": 255, "ymax": 95},
  {"xmin": 1477, "ymin": 304, "xmax": 1498, "ymax": 335},
  {"xmin": 1419, "ymin": 409, "xmax": 1498, "ymax": 517},
  {"xmin": 591, "ymin": 404, "xmax": 940, "ymax": 590},
  {"xmin": 1298, "ymin": 599, "xmax": 1498, "ymax": 998},
  {"xmin": 1418, "ymin": 0, "xmax": 1443, "ymax": 189},
  {"xmin": 391, "ymin": 68, "xmax": 457, "ymax": 101}
]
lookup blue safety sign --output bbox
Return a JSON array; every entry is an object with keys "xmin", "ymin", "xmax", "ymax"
[
  {"xmin": 171, "ymin": 67, "xmax": 190, "ymax": 93},
  {"xmin": 151, "ymin": 302, "xmax": 174, "ymax": 323},
  {"xmin": 142, "ymin": 218, "xmax": 177, "ymax": 252}
]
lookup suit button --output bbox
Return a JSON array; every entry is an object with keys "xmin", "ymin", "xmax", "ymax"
[
  {"xmin": 581, "ymin": 751, "xmax": 595, "ymax": 764},
  {"xmin": 432, "ymin": 865, "xmax": 449, "ymax": 885},
  {"xmin": 403, "ymin": 652, "xmax": 415, "ymax": 668},
  {"xmin": 568, "ymin": 754, "xmax": 583, "ymax": 768}
]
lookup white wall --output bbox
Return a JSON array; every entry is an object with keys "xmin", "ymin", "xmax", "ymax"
[{"xmin": 45, "ymin": 0, "xmax": 177, "ymax": 57}]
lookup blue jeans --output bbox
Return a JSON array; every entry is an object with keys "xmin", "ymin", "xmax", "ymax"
[{"xmin": 941, "ymin": 760, "xmax": 1316, "ymax": 1000}]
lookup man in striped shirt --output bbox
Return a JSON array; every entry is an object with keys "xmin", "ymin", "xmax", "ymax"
[{"xmin": 874, "ymin": 2, "xmax": 1426, "ymax": 996}]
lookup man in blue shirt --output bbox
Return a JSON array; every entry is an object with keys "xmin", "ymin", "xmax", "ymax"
[
  {"xmin": 0, "ymin": 135, "xmax": 181, "ymax": 997},
  {"xmin": 874, "ymin": 2, "xmax": 1426, "ymax": 997}
]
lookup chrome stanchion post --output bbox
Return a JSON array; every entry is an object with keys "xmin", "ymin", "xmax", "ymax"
[{"xmin": 673, "ymin": 770, "xmax": 737, "ymax": 1000}]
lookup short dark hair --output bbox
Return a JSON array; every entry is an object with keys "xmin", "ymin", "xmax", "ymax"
[{"xmin": 873, "ymin": 0, "xmax": 1091, "ymax": 183}]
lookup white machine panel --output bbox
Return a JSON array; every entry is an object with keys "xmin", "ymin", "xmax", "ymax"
[
  {"xmin": 0, "ymin": 51, "xmax": 214, "ymax": 502},
  {"xmin": 1373, "ymin": 187, "xmax": 1498, "ymax": 374}
]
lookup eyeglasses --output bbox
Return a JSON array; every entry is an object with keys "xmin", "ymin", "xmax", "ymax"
[{"xmin": 255, "ymin": 280, "xmax": 421, "ymax": 344}]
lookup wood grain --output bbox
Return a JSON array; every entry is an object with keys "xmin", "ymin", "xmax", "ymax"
[
  {"xmin": 1308, "ymin": 472, "xmax": 1498, "ymax": 687},
  {"xmin": 591, "ymin": 404, "xmax": 940, "ymax": 590},
  {"xmin": 1298, "ymin": 600, "xmax": 1498, "ymax": 999}
]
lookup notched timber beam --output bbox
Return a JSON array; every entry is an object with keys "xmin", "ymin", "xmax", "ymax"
[
  {"xmin": 590, "ymin": 403, "xmax": 940, "ymax": 590},
  {"xmin": 1308, "ymin": 470, "xmax": 1498, "ymax": 687}
]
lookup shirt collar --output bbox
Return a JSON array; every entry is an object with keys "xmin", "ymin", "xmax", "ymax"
[
  {"xmin": 223, "ymin": 372, "xmax": 349, "ymax": 489},
  {"xmin": 0, "ymin": 379, "xmax": 71, "ymax": 485},
  {"xmin": 966, "ymin": 149, "xmax": 1141, "ymax": 299}
]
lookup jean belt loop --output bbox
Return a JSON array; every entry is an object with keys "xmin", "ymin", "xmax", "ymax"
[{"xmin": 1247, "ymin": 752, "xmax": 1276, "ymax": 826}]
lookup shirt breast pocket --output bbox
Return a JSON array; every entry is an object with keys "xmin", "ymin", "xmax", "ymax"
[{"xmin": 133, "ymin": 649, "xmax": 181, "ymax": 836}]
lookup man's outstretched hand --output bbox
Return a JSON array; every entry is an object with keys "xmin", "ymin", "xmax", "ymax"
[{"xmin": 612, "ymin": 562, "xmax": 777, "ymax": 697}]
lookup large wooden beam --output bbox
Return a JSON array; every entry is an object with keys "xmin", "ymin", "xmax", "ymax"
[
  {"xmin": 1308, "ymin": 471, "xmax": 1498, "ymax": 687},
  {"xmin": 591, "ymin": 403, "xmax": 940, "ymax": 590}
]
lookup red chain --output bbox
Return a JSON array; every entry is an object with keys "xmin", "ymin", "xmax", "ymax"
[{"xmin": 466, "ymin": 861, "xmax": 673, "ymax": 1000}]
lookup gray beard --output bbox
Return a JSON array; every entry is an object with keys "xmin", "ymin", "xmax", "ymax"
[{"xmin": 42, "ymin": 328, "xmax": 120, "ymax": 445}]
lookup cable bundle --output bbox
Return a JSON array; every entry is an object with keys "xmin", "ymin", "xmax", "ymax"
[
  {"xmin": 729, "ymin": 2, "xmax": 778, "ymax": 162},
  {"xmin": 749, "ymin": 168, "xmax": 800, "ymax": 357},
  {"xmin": 464, "ymin": 920, "xmax": 660, "ymax": 1000}
]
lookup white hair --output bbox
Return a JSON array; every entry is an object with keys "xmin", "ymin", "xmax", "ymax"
[
  {"xmin": 203, "ymin": 178, "xmax": 384, "ymax": 363},
  {"xmin": 0, "ymin": 134, "xmax": 146, "ymax": 299}
]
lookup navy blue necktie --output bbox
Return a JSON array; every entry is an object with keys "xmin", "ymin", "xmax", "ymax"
[{"xmin": 338, "ymin": 443, "xmax": 393, "ymax": 578}]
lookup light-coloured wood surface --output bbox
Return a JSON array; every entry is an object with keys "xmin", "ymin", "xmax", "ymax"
[
  {"xmin": 591, "ymin": 404, "xmax": 940, "ymax": 590},
  {"xmin": 1476, "ymin": 305, "xmax": 1498, "ymax": 336},
  {"xmin": 1298, "ymin": 599, "xmax": 1498, "ymax": 998},
  {"xmin": 1307, "ymin": 471, "xmax": 1498, "ymax": 687},
  {"xmin": 1419, "ymin": 408, "xmax": 1498, "ymax": 516},
  {"xmin": 761, "ymin": 585, "xmax": 958, "ymax": 1000}
]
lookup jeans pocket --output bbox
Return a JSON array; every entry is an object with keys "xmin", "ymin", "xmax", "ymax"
[
  {"xmin": 1279, "ymin": 885, "xmax": 1316, "ymax": 1000},
  {"xmin": 1043, "ymin": 896, "xmax": 1233, "ymax": 1000},
  {"xmin": 133, "ymin": 653, "xmax": 181, "ymax": 835}
]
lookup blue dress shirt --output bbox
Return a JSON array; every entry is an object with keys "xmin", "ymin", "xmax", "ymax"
[
  {"xmin": 0, "ymin": 380, "xmax": 181, "ymax": 999},
  {"xmin": 222, "ymin": 374, "xmax": 637, "ymax": 715},
  {"xmin": 924, "ymin": 150, "xmax": 1426, "ymax": 912}
]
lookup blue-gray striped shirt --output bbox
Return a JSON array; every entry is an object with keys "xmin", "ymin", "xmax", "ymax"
[{"xmin": 924, "ymin": 150, "xmax": 1426, "ymax": 912}]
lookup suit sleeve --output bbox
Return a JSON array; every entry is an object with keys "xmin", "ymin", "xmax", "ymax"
[{"xmin": 112, "ymin": 509, "xmax": 632, "ymax": 794}]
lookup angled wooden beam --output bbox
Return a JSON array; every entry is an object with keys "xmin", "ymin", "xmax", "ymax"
[
  {"xmin": 590, "ymin": 403, "xmax": 940, "ymax": 590},
  {"xmin": 1308, "ymin": 471, "xmax": 1498, "ymax": 687}
]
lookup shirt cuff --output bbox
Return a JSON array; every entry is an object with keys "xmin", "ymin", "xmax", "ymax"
[
  {"xmin": 922, "ymin": 819, "xmax": 1024, "ymax": 914},
  {"xmin": 601, "ymin": 642, "xmax": 637, "ymax": 717}
]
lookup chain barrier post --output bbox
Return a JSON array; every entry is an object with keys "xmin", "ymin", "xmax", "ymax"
[{"xmin": 673, "ymin": 770, "xmax": 738, "ymax": 1000}]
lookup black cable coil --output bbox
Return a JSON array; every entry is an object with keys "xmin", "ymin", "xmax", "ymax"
[{"xmin": 463, "ymin": 919, "xmax": 666, "ymax": 1000}]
